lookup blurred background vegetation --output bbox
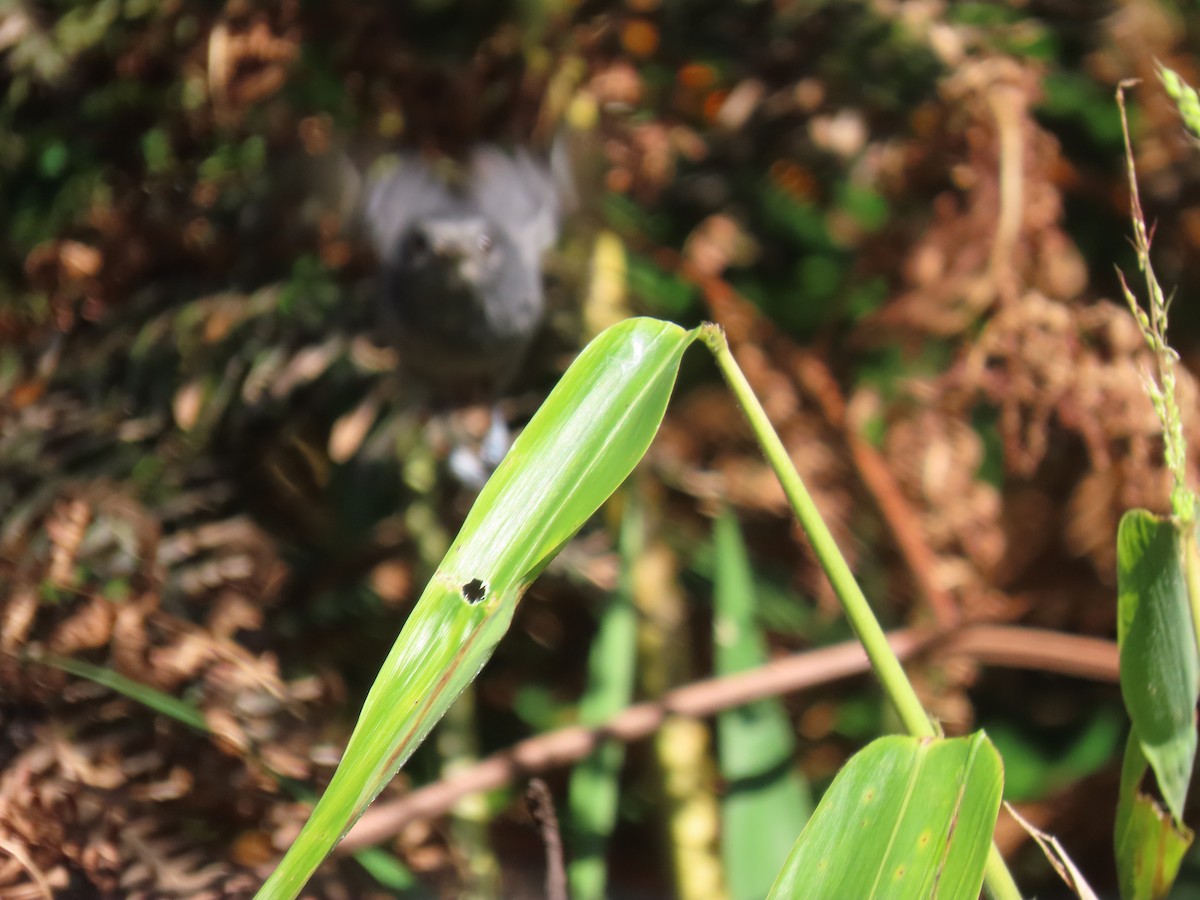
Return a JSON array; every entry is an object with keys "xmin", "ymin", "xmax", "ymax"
[{"xmin": 4, "ymin": 0, "xmax": 1200, "ymax": 897}]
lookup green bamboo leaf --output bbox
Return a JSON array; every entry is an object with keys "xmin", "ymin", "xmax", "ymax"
[
  {"xmin": 258, "ymin": 317, "xmax": 699, "ymax": 899},
  {"xmin": 767, "ymin": 733, "xmax": 1002, "ymax": 899},
  {"xmin": 713, "ymin": 510, "xmax": 811, "ymax": 900},
  {"xmin": 566, "ymin": 495, "xmax": 642, "ymax": 900},
  {"xmin": 1115, "ymin": 732, "xmax": 1193, "ymax": 900},
  {"xmin": 1116, "ymin": 509, "xmax": 1199, "ymax": 820}
]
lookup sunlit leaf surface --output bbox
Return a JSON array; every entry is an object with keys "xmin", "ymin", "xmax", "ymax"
[
  {"xmin": 767, "ymin": 733, "xmax": 1002, "ymax": 900},
  {"xmin": 257, "ymin": 317, "xmax": 699, "ymax": 899}
]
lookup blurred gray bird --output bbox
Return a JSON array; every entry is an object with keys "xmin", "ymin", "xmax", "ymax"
[
  {"xmin": 361, "ymin": 145, "xmax": 567, "ymax": 481},
  {"xmin": 364, "ymin": 146, "xmax": 564, "ymax": 400}
]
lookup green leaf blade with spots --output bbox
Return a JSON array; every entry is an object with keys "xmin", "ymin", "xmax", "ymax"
[{"xmin": 767, "ymin": 732, "xmax": 1003, "ymax": 899}]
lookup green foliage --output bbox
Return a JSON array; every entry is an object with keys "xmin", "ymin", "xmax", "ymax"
[
  {"xmin": 1116, "ymin": 733, "xmax": 1193, "ymax": 900},
  {"xmin": 34, "ymin": 650, "xmax": 210, "ymax": 732},
  {"xmin": 32, "ymin": 649, "xmax": 421, "ymax": 893},
  {"xmin": 760, "ymin": 190, "xmax": 834, "ymax": 251},
  {"xmin": 256, "ymin": 317, "xmax": 1023, "ymax": 899},
  {"xmin": 257, "ymin": 318, "xmax": 698, "ymax": 898},
  {"xmin": 566, "ymin": 498, "xmax": 642, "ymax": 900},
  {"xmin": 349, "ymin": 847, "xmax": 419, "ymax": 892},
  {"xmin": 946, "ymin": 3, "xmax": 1057, "ymax": 59},
  {"xmin": 835, "ymin": 182, "xmax": 889, "ymax": 234},
  {"xmin": 714, "ymin": 511, "xmax": 812, "ymax": 900},
  {"xmin": 767, "ymin": 733, "xmax": 1004, "ymax": 900},
  {"xmin": 1116, "ymin": 511, "xmax": 1199, "ymax": 822},
  {"xmin": 627, "ymin": 251, "xmax": 701, "ymax": 318},
  {"xmin": 1110, "ymin": 72, "xmax": 1200, "ymax": 899},
  {"xmin": 986, "ymin": 708, "xmax": 1123, "ymax": 803},
  {"xmin": 1040, "ymin": 71, "xmax": 1128, "ymax": 150},
  {"xmin": 17, "ymin": 7, "xmax": 1188, "ymax": 895}
]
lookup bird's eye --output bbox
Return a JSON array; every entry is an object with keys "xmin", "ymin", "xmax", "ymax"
[{"xmin": 404, "ymin": 229, "xmax": 430, "ymax": 259}]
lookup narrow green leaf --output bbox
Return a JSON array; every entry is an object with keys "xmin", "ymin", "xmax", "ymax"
[
  {"xmin": 34, "ymin": 652, "xmax": 420, "ymax": 894},
  {"xmin": 351, "ymin": 846, "xmax": 419, "ymax": 891},
  {"xmin": 713, "ymin": 510, "xmax": 811, "ymax": 900},
  {"xmin": 566, "ymin": 495, "xmax": 642, "ymax": 900},
  {"xmin": 1116, "ymin": 509, "xmax": 1199, "ymax": 820},
  {"xmin": 1115, "ymin": 732, "xmax": 1193, "ymax": 900},
  {"xmin": 767, "ymin": 733, "xmax": 1003, "ymax": 899},
  {"xmin": 258, "ymin": 318, "xmax": 699, "ymax": 899},
  {"xmin": 34, "ymin": 651, "xmax": 209, "ymax": 732}
]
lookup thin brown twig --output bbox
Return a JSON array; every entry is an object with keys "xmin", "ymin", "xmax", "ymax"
[
  {"xmin": 0, "ymin": 834, "xmax": 55, "ymax": 900},
  {"xmin": 525, "ymin": 778, "xmax": 567, "ymax": 900},
  {"xmin": 337, "ymin": 623, "xmax": 1118, "ymax": 853},
  {"xmin": 1004, "ymin": 802, "xmax": 1101, "ymax": 900}
]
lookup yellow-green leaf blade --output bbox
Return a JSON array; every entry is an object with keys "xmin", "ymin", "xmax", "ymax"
[
  {"xmin": 257, "ymin": 317, "xmax": 699, "ymax": 899},
  {"xmin": 766, "ymin": 733, "xmax": 1002, "ymax": 899}
]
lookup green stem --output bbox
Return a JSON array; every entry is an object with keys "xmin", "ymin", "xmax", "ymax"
[
  {"xmin": 700, "ymin": 323, "xmax": 1023, "ymax": 900},
  {"xmin": 984, "ymin": 845, "xmax": 1024, "ymax": 900},
  {"xmin": 700, "ymin": 324, "xmax": 932, "ymax": 737}
]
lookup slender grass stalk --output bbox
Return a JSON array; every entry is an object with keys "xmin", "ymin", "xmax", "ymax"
[
  {"xmin": 698, "ymin": 323, "xmax": 1023, "ymax": 900},
  {"xmin": 1115, "ymin": 78, "xmax": 1193, "ymax": 525},
  {"xmin": 982, "ymin": 848, "xmax": 1023, "ymax": 900},
  {"xmin": 1117, "ymin": 76, "xmax": 1200, "ymax": 662},
  {"xmin": 698, "ymin": 324, "xmax": 931, "ymax": 738}
]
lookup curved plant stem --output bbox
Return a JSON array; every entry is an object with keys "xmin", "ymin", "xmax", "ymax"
[
  {"xmin": 699, "ymin": 324, "xmax": 932, "ymax": 737},
  {"xmin": 699, "ymin": 323, "xmax": 1023, "ymax": 900}
]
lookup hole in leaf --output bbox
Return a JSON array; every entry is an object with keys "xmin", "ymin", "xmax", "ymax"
[{"xmin": 462, "ymin": 578, "xmax": 487, "ymax": 604}]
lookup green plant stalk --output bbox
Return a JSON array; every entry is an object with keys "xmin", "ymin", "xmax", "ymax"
[
  {"xmin": 699, "ymin": 324, "xmax": 1023, "ymax": 900},
  {"xmin": 1117, "ymin": 76, "xmax": 1200, "ymax": 663},
  {"xmin": 983, "ymin": 847, "xmax": 1022, "ymax": 900},
  {"xmin": 1116, "ymin": 78, "xmax": 1194, "ymax": 525},
  {"xmin": 699, "ymin": 324, "xmax": 931, "ymax": 737}
]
